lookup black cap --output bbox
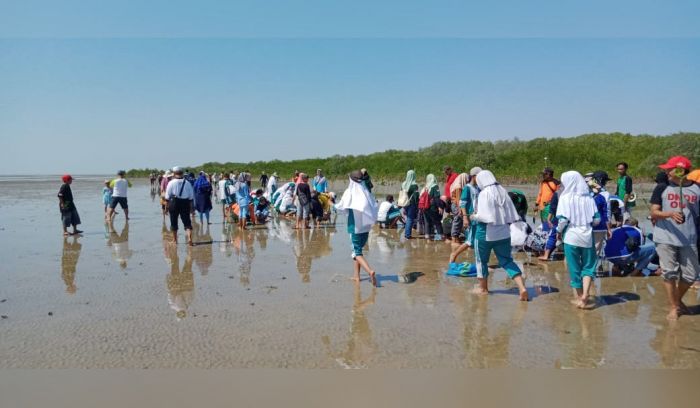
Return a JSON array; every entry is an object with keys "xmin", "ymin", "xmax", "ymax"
[{"xmin": 592, "ymin": 170, "xmax": 611, "ymax": 185}]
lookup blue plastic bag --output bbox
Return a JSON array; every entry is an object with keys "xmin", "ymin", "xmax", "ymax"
[{"xmin": 446, "ymin": 262, "xmax": 477, "ymax": 277}]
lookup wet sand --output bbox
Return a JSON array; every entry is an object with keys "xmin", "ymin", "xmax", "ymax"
[{"xmin": 0, "ymin": 178, "xmax": 699, "ymax": 368}]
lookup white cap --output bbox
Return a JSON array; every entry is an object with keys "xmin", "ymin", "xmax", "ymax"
[
  {"xmin": 469, "ymin": 167, "xmax": 482, "ymax": 176},
  {"xmin": 172, "ymin": 166, "xmax": 184, "ymax": 174}
]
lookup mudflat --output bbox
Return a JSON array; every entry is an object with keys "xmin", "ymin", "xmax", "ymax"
[{"xmin": 0, "ymin": 177, "xmax": 698, "ymax": 368}]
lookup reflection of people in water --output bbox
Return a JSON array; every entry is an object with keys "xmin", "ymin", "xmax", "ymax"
[
  {"xmin": 322, "ymin": 283, "xmax": 377, "ymax": 368},
  {"xmin": 164, "ymin": 244, "xmax": 194, "ymax": 320},
  {"xmin": 61, "ymin": 235, "xmax": 82, "ymax": 294},
  {"xmin": 544, "ymin": 297, "xmax": 606, "ymax": 368},
  {"xmin": 232, "ymin": 232, "xmax": 255, "ymax": 286},
  {"xmin": 192, "ymin": 223, "xmax": 213, "ymax": 275},
  {"xmin": 107, "ymin": 220, "xmax": 132, "ymax": 269},
  {"xmin": 292, "ymin": 228, "xmax": 333, "ymax": 283}
]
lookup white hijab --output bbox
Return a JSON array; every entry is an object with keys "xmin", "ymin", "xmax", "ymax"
[
  {"xmin": 475, "ymin": 170, "xmax": 519, "ymax": 225},
  {"xmin": 556, "ymin": 171, "xmax": 597, "ymax": 226},
  {"xmin": 335, "ymin": 178, "xmax": 378, "ymax": 234},
  {"xmin": 265, "ymin": 174, "xmax": 278, "ymax": 198}
]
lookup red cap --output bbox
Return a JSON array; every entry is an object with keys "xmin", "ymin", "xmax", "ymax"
[
  {"xmin": 658, "ymin": 156, "xmax": 692, "ymax": 170},
  {"xmin": 62, "ymin": 174, "xmax": 72, "ymax": 183}
]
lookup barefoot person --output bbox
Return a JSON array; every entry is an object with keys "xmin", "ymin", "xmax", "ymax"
[
  {"xmin": 58, "ymin": 174, "xmax": 83, "ymax": 236},
  {"xmin": 649, "ymin": 156, "xmax": 700, "ymax": 320},
  {"xmin": 556, "ymin": 171, "xmax": 601, "ymax": 309},
  {"xmin": 449, "ymin": 167, "xmax": 481, "ymax": 263},
  {"xmin": 193, "ymin": 171, "xmax": 213, "ymax": 225},
  {"xmin": 470, "ymin": 170, "xmax": 528, "ymax": 300},
  {"xmin": 107, "ymin": 170, "xmax": 132, "ymax": 220},
  {"xmin": 335, "ymin": 170, "xmax": 379, "ymax": 286},
  {"xmin": 164, "ymin": 167, "xmax": 195, "ymax": 245}
]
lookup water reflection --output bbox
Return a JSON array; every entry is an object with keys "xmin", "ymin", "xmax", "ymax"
[
  {"xmin": 60, "ymin": 236, "xmax": 82, "ymax": 294},
  {"xmin": 231, "ymin": 230, "xmax": 255, "ymax": 286},
  {"xmin": 192, "ymin": 223, "xmax": 213, "ymax": 276},
  {"xmin": 292, "ymin": 227, "xmax": 334, "ymax": 283},
  {"xmin": 164, "ymin": 244, "xmax": 194, "ymax": 320},
  {"xmin": 107, "ymin": 220, "xmax": 132, "ymax": 269},
  {"xmin": 466, "ymin": 296, "xmax": 524, "ymax": 368},
  {"xmin": 322, "ymin": 283, "xmax": 377, "ymax": 368}
]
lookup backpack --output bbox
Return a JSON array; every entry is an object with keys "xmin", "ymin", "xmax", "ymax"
[
  {"xmin": 397, "ymin": 189, "xmax": 409, "ymax": 207},
  {"xmin": 418, "ymin": 190, "xmax": 431, "ymax": 210}
]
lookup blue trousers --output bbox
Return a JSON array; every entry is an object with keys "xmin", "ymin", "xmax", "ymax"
[
  {"xmin": 474, "ymin": 237, "xmax": 522, "ymax": 279},
  {"xmin": 404, "ymin": 203, "xmax": 417, "ymax": 239},
  {"xmin": 564, "ymin": 243, "xmax": 597, "ymax": 289},
  {"xmin": 545, "ymin": 219, "xmax": 559, "ymax": 251}
]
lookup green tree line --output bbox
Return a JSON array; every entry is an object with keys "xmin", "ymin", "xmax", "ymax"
[{"xmin": 127, "ymin": 132, "xmax": 700, "ymax": 183}]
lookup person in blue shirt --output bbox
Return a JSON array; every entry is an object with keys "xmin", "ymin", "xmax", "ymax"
[
  {"xmin": 235, "ymin": 173, "xmax": 251, "ymax": 230},
  {"xmin": 312, "ymin": 169, "xmax": 328, "ymax": 193}
]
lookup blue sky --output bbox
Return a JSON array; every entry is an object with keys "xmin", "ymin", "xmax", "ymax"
[{"xmin": 1, "ymin": 2, "xmax": 699, "ymax": 174}]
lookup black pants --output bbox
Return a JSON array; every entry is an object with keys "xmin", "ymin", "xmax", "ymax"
[
  {"xmin": 169, "ymin": 199, "xmax": 192, "ymax": 231},
  {"xmin": 423, "ymin": 209, "xmax": 443, "ymax": 237}
]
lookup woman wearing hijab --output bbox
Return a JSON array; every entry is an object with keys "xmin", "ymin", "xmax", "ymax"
[
  {"xmin": 449, "ymin": 173, "xmax": 469, "ymax": 241},
  {"xmin": 470, "ymin": 170, "xmax": 528, "ymax": 300},
  {"xmin": 449, "ymin": 167, "xmax": 481, "ymax": 263},
  {"xmin": 401, "ymin": 170, "xmax": 420, "ymax": 239},
  {"xmin": 422, "ymin": 174, "xmax": 444, "ymax": 241},
  {"xmin": 556, "ymin": 171, "xmax": 601, "ymax": 309},
  {"xmin": 265, "ymin": 172, "xmax": 279, "ymax": 199},
  {"xmin": 335, "ymin": 170, "xmax": 379, "ymax": 286},
  {"xmin": 235, "ymin": 173, "xmax": 251, "ymax": 230},
  {"xmin": 193, "ymin": 171, "xmax": 213, "ymax": 225}
]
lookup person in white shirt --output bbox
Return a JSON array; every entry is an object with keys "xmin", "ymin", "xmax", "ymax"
[
  {"xmin": 377, "ymin": 195, "xmax": 403, "ymax": 228},
  {"xmin": 107, "ymin": 170, "xmax": 132, "ymax": 221},
  {"xmin": 165, "ymin": 166, "xmax": 195, "ymax": 245}
]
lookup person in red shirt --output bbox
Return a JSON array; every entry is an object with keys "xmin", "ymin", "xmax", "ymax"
[{"xmin": 443, "ymin": 165, "xmax": 458, "ymax": 198}]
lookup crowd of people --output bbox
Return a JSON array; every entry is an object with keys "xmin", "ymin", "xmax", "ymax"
[{"xmin": 58, "ymin": 154, "xmax": 700, "ymax": 320}]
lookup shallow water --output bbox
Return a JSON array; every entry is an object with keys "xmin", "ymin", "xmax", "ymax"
[{"xmin": 0, "ymin": 179, "xmax": 698, "ymax": 368}]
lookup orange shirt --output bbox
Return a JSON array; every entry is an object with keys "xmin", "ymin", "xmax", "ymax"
[
  {"xmin": 536, "ymin": 180, "xmax": 559, "ymax": 209},
  {"xmin": 688, "ymin": 169, "xmax": 700, "ymax": 184}
]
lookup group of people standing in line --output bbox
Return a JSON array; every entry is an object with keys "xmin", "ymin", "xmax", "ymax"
[{"xmin": 59, "ymin": 154, "xmax": 700, "ymax": 320}]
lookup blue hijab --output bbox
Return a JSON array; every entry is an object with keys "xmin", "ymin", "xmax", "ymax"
[{"xmin": 194, "ymin": 172, "xmax": 211, "ymax": 191}]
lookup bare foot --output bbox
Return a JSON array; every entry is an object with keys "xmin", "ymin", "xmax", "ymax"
[
  {"xmin": 187, "ymin": 241, "xmax": 194, "ymax": 246},
  {"xmin": 471, "ymin": 287, "xmax": 489, "ymax": 295},
  {"xmin": 519, "ymin": 290, "xmax": 529, "ymax": 301},
  {"xmin": 537, "ymin": 256, "xmax": 550, "ymax": 261},
  {"xmin": 577, "ymin": 297, "xmax": 594, "ymax": 310},
  {"xmin": 570, "ymin": 298, "xmax": 582, "ymax": 306},
  {"xmin": 352, "ymin": 275, "xmax": 361, "ymax": 282},
  {"xmin": 369, "ymin": 271, "xmax": 377, "ymax": 287},
  {"xmin": 63, "ymin": 231, "xmax": 71, "ymax": 237},
  {"xmin": 666, "ymin": 308, "xmax": 680, "ymax": 321}
]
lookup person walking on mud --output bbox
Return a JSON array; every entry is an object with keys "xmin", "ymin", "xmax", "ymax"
[
  {"xmin": 58, "ymin": 174, "xmax": 83, "ymax": 236},
  {"xmin": 107, "ymin": 170, "xmax": 132, "ymax": 221},
  {"xmin": 336, "ymin": 170, "xmax": 379, "ymax": 286},
  {"xmin": 164, "ymin": 167, "xmax": 195, "ymax": 246}
]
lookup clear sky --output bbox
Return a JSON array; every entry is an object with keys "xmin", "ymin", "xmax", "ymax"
[{"xmin": 1, "ymin": 1, "xmax": 699, "ymax": 174}]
